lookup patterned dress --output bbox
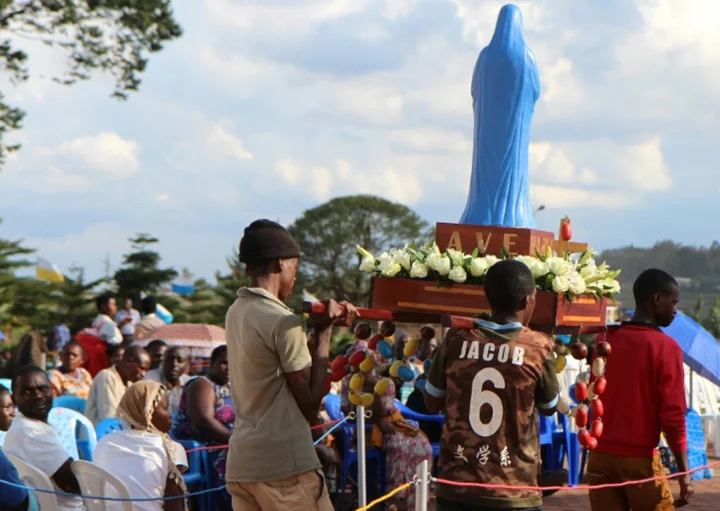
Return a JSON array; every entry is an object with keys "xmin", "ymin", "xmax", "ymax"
[
  {"xmin": 342, "ymin": 377, "xmax": 432, "ymax": 507},
  {"xmin": 48, "ymin": 368, "xmax": 93, "ymax": 399},
  {"xmin": 172, "ymin": 377, "xmax": 234, "ymax": 508}
]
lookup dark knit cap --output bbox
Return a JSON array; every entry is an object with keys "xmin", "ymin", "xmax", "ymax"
[{"xmin": 239, "ymin": 219, "xmax": 300, "ymax": 263}]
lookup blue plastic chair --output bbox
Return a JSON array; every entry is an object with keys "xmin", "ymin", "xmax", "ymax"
[
  {"xmin": 176, "ymin": 439, "xmax": 211, "ymax": 511},
  {"xmin": 95, "ymin": 418, "xmax": 128, "ymax": 440},
  {"xmin": 48, "ymin": 407, "xmax": 97, "ymax": 461},
  {"xmin": 551, "ymin": 413, "xmax": 581, "ymax": 486},
  {"xmin": 324, "ymin": 393, "xmax": 385, "ymax": 499},
  {"xmin": 0, "ymin": 378, "xmax": 11, "ymax": 391},
  {"xmin": 53, "ymin": 395, "xmax": 86, "ymax": 414},
  {"xmin": 394, "ymin": 399, "xmax": 444, "ymax": 458}
]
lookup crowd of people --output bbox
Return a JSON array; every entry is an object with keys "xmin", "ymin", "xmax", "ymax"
[{"xmin": 0, "ymin": 218, "xmax": 696, "ymax": 511}]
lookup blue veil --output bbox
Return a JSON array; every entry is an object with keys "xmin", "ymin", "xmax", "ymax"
[{"xmin": 459, "ymin": 4, "xmax": 540, "ymax": 228}]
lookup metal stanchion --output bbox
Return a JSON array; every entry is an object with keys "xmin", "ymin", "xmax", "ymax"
[
  {"xmin": 357, "ymin": 404, "xmax": 367, "ymax": 509},
  {"xmin": 415, "ymin": 459, "xmax": 429, "ymax": 511}
]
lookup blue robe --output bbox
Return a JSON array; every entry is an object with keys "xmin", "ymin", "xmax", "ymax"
[{"xmin": 459, "ymin": 4, "xmax": 540, "ymax": 229}]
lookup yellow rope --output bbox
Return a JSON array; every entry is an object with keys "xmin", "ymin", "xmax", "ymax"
[{"xmin": 355, "ymin": 482, "xmax": 412, "ymax": 511}]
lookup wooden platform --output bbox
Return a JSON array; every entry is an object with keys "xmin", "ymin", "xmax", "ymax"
[{"xmin": 370, "ymin": 277, "xmax": 608, "ymax": 333}]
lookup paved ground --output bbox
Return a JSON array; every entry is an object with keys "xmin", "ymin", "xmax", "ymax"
[
  {"xmin": 424, "ymin": 461, "xmax": 720, "ymax": 511},
  {"xmin": 544, "ymin": 466, "xmax": 720, "ymax": 511}
]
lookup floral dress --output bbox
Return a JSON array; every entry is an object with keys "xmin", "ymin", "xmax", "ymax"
[
  {"xmin": 48, "ymin": 368, "xmax": 93, "ymax": 399},
  {"xmin": 342, "ymin": 377, "xmax": 432, "ymax": 508},
  {"xmin": 172, "ymin": 377, "xmax": 234, "ymax": 508}
]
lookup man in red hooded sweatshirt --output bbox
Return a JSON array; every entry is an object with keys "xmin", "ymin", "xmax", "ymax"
[{"xmin": 587, "ymin": 269, "xmax": 692, "ymax": 510}]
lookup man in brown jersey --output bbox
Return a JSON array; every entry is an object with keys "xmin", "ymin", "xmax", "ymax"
[{"xmin": 425, "ymin": 259, "xmax": 559, "ymax": 511}]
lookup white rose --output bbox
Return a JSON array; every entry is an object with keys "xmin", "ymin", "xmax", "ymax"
[
  {"xmin": 547, "ymin": 257, "xmax": 572, "ymax": 276},
  {"xmin": 377, "ymin": 252, "xmax": 401, "ymax": 277},
  {"xmin": 425, "ymin": 252, "xmax": 441, "ymax": 271},
  {"xmin": 435, "ymin": 256, "xmax": 451, "ymax": 276},
  {"xmin": 470, "ymin": 257, "xmax": 488, "ymax": 277},
  {"xmin": 484, "ymin": 255, "xmax": 499, "ymax": 267},
  {"xmin": 359, "ymin": 256, "xmax": 376, "ymax": 273},
  {"xmin": 514, "ymin": 255, "xmax": 534, "ymax": 269},
  {"xmin": 448, "ymin": 266, "xmax": 467, "ymax": 283},
  {"xmin": 392, "ymin": 248, "xmax": 411, "ymax": 271},
  {"xmin": 447, "ymin": 248, "xmax": 466, "ymax": 267},
  {"xmin": 514, "ymin": 256, "xmax": 547, "ymax": 279},
  {"xmin": 409, "ymin": 261, "xmax": 429, "ymax": 279},
  {"xmin": 567, "ymin": 272, "xmax": 587, "ymax": 295},
  {"xmin": 603, "ymin": 278, "xmax": 621, "ymax": 294},
  {"xmin": 552, "ymin": 275, "xmax": 570, "ymax": 293},
  {"xmin": 531, "ymin": 260, "xmax": 549, "ymax": 279}
]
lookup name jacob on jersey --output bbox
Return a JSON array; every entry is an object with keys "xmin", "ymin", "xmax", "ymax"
[{"xmin": 458, "ymin": 339, "xmax": 525, "ymax": 366}]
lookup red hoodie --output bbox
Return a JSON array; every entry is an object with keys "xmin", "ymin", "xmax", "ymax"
[{"xmin": 596, "ymin": 322, "xmax": 687, "ymax": 458}]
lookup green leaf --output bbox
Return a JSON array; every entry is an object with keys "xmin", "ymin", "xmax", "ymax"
[
  {"xmin": 471, "ymin": 247, "xmax": 479, "ymax": 258},
  {"xmin": 356, "ymin": 245, "xmax": 374, "ymax": 259},
  {"xmin": 605, "ymin": 269, "xmax": 622, "ymax": 280},
  {"xmin": 578, "ymin": 250, "xmax": 592, "ymax": 267},
  {"xmin": 535, "ymin": 248, "xmax": 547, "ymax": 262}
]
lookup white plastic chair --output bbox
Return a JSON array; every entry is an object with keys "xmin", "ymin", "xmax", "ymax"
[
  {"xmin": 72, "ymin": 460, "xmax": 135, "ymax": 511},
  {"xmin": 48, "ymin": 407, "xmax": 97, "ymax": 461},
  {"xmin": 0, "ymin": 430, "xmax": 6, "ymax": 446},
  {"xmin": 7, "ymin": 454, "xmax": 59, "ymax": 511}
]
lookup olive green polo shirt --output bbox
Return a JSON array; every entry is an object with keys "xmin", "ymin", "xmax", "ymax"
[{"xmin": 225, "ymin": 287, "xmax": 319, "ymax": 482}]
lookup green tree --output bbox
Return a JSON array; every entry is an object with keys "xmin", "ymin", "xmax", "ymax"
[
  {"xmin": 703, "ymin": 298, "xmax": 720, "ymax": 339},
  {"xmin": 691, "ymin": 295, "xmax": 704, "ymax": 323},
  {"xmin": 0, "ymin": 222, "xmax": 36, "ymax": 331},
  {"xmin": 55, "ymin": 266, "xmax": 106, "ymax": 334},
  {"xmin": 182, "ymin": 278, "xmax": 219, "ymax": 325},
  {"xmin": 287, "ymin": 195, "xmax": 430, "ymax": 308},
  {"xmin": 212, "ymin": 250, "xmax": 248, "ymax": 325},
  {"xmin": 114, "ymin": 234, "xmax": 177, "ymax": 303},
  {"xmin": 0, "ymin": 0, "xmax": 183, "ymax": 163}
]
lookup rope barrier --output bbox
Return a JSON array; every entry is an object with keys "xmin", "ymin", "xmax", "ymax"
[
  {"xmin": 355, "ymin": 482, "xmax": 412, "ymax": 511},
  {"xmin": 311, "ymin": 418, "xmax": 343, "ymax": 430},
  {"xmin": 434, "ymin": 459, "xmax": 720, "ymax": 492},
  {"xmin": 0, "ymin": 479, "xmax": 226, "ymax": 501},
  {"xmin": 314, "ymin": 415, "xmax": 351, "ymax": 446},
  {"xmin": 183, "ymin": 419, "xmax": 346, "ymax": 453}
]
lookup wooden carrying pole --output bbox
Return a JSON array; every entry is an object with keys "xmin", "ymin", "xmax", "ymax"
[{"xmin": 303, "ymin": 301, "xmax": 609, "ymax": 334}]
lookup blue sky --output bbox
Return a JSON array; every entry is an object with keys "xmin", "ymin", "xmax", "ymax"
[{"xmin": 1, "ymin": 0, "xmax": 718, "ymax": 281}]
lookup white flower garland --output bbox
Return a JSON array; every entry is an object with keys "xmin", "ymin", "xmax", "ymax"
[{"xmin": 357, "ymin": 243, "xmax": 622, "ymax": 300}]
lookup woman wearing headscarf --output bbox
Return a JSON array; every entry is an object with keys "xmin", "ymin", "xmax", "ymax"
[{"xmin": 94, "ymin": 381, "xmax": 188, "ymax": 511}]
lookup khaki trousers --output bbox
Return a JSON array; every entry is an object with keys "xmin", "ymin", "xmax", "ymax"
[
  {"xmin": 228, "ymin": 469, "xmax": 333, "ymax": 511},
  {"xmin": 587, "ymin": 451, "xmax": 674, "ymax": 511}
]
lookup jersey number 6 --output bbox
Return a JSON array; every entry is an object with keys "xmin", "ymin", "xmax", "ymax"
[{"xmin": 469, "ymin": 367, "xmax": 505, "ymax": 437}]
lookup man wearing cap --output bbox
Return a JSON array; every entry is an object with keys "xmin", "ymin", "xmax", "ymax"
[{"xmin": 225, "ymin": 219, "xmax": 358, "ymax": 511}]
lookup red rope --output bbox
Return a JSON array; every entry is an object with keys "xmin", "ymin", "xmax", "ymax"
[
  {"xmin": 183, "ymin": 419, "xmax": 344, "ymax": 453},
  {"xmin": 310, "ymin": 418, "xmax": 343, "ymax": 430},
  {"xmin": 434, "ymin": 460, "xmax": 720, "ymax": 492}
]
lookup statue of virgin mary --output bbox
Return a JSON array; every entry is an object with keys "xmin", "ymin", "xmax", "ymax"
[{"xmin": 459, "ymin": 4, "xmax": 540, "ymax": 228}]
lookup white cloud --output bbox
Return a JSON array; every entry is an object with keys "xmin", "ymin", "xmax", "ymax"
[
  {"xmin": 312, "ymin": 166, "xmax": 333, "ymax": 200},
  {"xmin": 530, "ymin": 138, "xmax": 671, "ymax": 192},
  {"xmin": 156, "ymin": 193, "xmax": 171, "ymax": 202},
  {"xmin": 389, "ymin": 129, "xmax": 471, "ymax": 153},
  {"xmin": 41, "ymin": 132, "xmax": 140, "ymax": 178},
  {"xmin": 206, "ymin": 123, "xmax": 253, "ymax": 160},
  {"xmin": 204, "ymin": 0, "xmax": 367, "ymax": 35},
  {"xmin": 276, "ymin": 158, "xmax": 300, "ymax": 184},
  {"xmin": 530, "ymin": 185, "xmax": 630, "ymax": 209}
]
